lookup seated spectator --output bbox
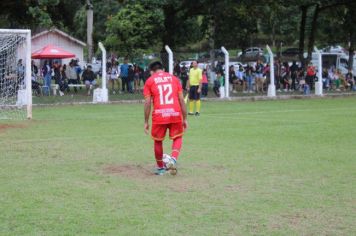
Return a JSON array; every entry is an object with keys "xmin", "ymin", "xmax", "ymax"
[
  {"xmin": 333, "ymin": 69, "xmax": 341, "ymax": 91},
  {"xmin": 58, "ymin": 64, "xmax": 69, "ymax": 96},
  {"xmin": 328, "ymin": 66, "xmax": 335, "ymax": 90},
  {"xmin": 31, "ymin": 60, "xmax": 41, "ymax": 96},
  {"xmin": 229, "ymin": 65, "xmax": 237, "ymax": 92},
  {"xmin": 234, "ymin": 65, "xmax": 245, "ymax": 93},
  {"xmin": 82, "ymin": 65, "xmax": 96, "ymax": 95},
  {"xmin": 213, "ymin": 71, "xmax": 224, "ymax": 97},
  {"xmin": 322, "ymin": 68, "xmax": 329, "ymax": 90},
  {"xmin": 345, "ymin": 69, "xmax": 354, "ymax": 91}
]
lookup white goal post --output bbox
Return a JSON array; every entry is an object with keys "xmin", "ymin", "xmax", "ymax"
[{"xmin": 0, "ymin": 29, "xmax": 32, "ymax": 120}]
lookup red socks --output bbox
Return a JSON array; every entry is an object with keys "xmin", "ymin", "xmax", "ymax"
[
  {"xmin": 154, "ymin": 140, "xmax": 164, "ymax": 168},
  {"xmin": 154, "ymin": 137, "xmax": 183, "ymax": 168},
  {"xmin": 171, "ymin": 137, "xmax": 182, "ymax": 161}
]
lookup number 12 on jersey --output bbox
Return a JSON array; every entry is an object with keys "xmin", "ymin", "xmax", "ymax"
[{"xmin": 158, "ymin": 84, "xmax": 173, "ymax": 105}]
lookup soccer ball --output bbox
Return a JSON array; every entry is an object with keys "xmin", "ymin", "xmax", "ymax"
[{"xmin": 162, "ymin": 153, "xmax": 172, "ymax": 168}]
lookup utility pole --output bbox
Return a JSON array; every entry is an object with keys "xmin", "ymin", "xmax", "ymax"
[{"xmin": 86, "ymin": 0, "xmax": 93, "ymax": 63}]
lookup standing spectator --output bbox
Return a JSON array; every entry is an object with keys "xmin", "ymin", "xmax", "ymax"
[
  {"xmin": 180, "ymin": 65, "xmax": 189, "ymax": 91},
  {"xmin": 282, "ymin": 62, "xmax": 290, "ymax": 91},
  {"xmin": 67, "ymin": 60, "xmax": 79, "ymax": 93},
  {"xmin": 128, "ymin": 65, "xmax": 134, "ymax": 93},
  {"xmin": 120, "ymin": 58, "xmax": 129, "ymax": 92},
  {"xmin": 244, "ymin": 64, "xmax": 253, "ymax": 93},
  {"xmin": 275, "ymin": 60, "xmax": 282, "ymax": 92},
  {"xmin": 255, "ymin": 59, "xmax": 264, "ymax": 93},
  {"xmin": 290, "ymin": 61, "xmax": 299, "ymax": 91},
  {"xmin": 42, "ymin": 60, "xmax": 52, "ymax": 96},
  {"xmin": 108, "ymin": 64, "xmax": 119, "ymax": 94},
  {"xmin": 133, "ymin": 64, "xmax": 141, "ymax": 93},
  {"xmin": 201, "ymin": 68, "xmax": 209, "ymax": 97},
  {"xmin": 306, "ymin": 63, "xmax": 316, "ymax": 90},
  {"xmin": 74, "ymin": 59, "xmax": 82, "ymax": 85},
  {"xmin": 82, "ymin": 65, "xmax": 96, "ymax": 95},
  {"xmin": 17, "ymin": 59, "xmax": 25, "ymax": 85},
  {"xmin": 187, "ymin": 61, "xmax": 202, "ymax": 116},
  {"xmin": 328, "ymin": 66, "xmax": 335, "ymax": 90},
  {"xmin": 174, "ymin": 62, "xmax": 181, "ymax": 77},
  {"xmin": 143, "ymin": 67, "xmax": 150, "ymax": 84}
]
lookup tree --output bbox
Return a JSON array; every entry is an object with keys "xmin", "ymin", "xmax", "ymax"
[{"xmin": 105, "ymin": 3, "xmax": 164, "ymax": 57}]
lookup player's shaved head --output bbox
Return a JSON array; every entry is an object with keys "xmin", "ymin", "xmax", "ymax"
[{"xmin": 149, "ymin": 61, "xmax": 163, "ymax": 72}]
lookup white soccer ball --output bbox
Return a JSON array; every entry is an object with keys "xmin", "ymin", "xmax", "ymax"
[{"xmin": 162, "ymin": 153, "xmax": 171, "ymax": 168}]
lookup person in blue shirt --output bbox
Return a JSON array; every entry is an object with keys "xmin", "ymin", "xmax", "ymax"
[{"xmin": 120, "ymin": 58, "xmax": 129, "ymax": 92}]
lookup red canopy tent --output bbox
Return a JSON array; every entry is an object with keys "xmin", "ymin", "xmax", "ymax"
[{"xmin": 31, "ymin": 44, "xmax": 76, "ymax": 59}]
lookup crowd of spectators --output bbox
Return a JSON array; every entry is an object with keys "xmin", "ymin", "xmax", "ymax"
[
  {"xmin": 173, "ymin": 59, "xmax": 355, "ymax": 97},
  {"xmin": 28, "ymin": 56, "xmax": 356, "ymax": 98}
]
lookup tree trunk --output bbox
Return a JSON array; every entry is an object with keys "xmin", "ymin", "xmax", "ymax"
[
  {"xmin": 86, "ymin": 0, "xmax": 93, "ymax": 62},
  {"xmin": 307, "ymin": 5, "xmax": 320, "ymax": 64},
  {"xmin": 209, "ymin": 15, "xmax": 216, "ymax": 71},
  {"xmin": 298, "ymin": 5, "xmax": 308, "ymax": 66},
  {"xmin": 348, "ymin": 33, "xmax": 354, "ymax": 70}
]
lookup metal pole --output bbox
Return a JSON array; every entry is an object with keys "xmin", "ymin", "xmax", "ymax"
[
  {"xmin": 25, "ymin": 30, "xmax": 32, "ymax": 119},
  {"xmin": 314, "ymin": 46, "xmax": 323, "ymax": 96},
  {"xmin": 221, "ymin": 46, "xmax": 229, "ymax": 98},
  {"xmin": 266, "ymin": 45, "xmax": 276, "ymax": 97},
  {"xmin": 98, "ymin": 42, "xmax": 108, "ymax": 102},
  {"xmin": 99, "ymin": 42, "xmax": 106, "ymax": 89},
  {"xmin": 165, "ymin": 45, "xmax": 173, "ymax": 74}
]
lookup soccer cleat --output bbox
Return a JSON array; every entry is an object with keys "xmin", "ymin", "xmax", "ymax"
[
  {"xmin": 195, "ymin": 112, "xmax": 200, "ymax": 116},
  {"xmin": 166, "ymin": 157, "xmax": 177, "ymax": 175},
  {"xmin": 155, "ymin": 167, "xmax": 167, "ymax": 176},
  {"xmin": 188, "ymin": 112, "xmax": 194, "ymax": 115}
]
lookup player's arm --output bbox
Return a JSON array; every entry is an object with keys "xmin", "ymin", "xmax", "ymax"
[
  {"xmin": 178, "ymin": 92, "xmax": 188, "ymax": 129},
  {"xmin": 198, "ymin": 70, "xmax": 203, "ymax": 93},
  {"xmin": 144, "ymin": 96, "xmax": 151, "ymax": 134}
]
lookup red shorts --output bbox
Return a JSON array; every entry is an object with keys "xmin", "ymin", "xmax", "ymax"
[{"xmin": 151, "ymin": 122, "xmax": 184, "ymax": 141}]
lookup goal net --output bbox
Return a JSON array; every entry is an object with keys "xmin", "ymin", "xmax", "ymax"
[{"xmin": 0, "ymin": 29, "xmax": 32, "ymax": 120}]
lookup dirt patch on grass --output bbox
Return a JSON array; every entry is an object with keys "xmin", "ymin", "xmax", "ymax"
[
  {"xmin": 103, "ymin": 164, "xmax": 155, "ymax": 179},
  {"xmin": 0, "ymin": 123, "xmax": 27, "ymax": 133}
]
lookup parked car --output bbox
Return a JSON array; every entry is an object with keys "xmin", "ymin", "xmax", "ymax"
[
  {"xmin": 281, "ymin": 47, "xmax": 300, "ymax": 57},
  {"xmin": 240, "ymin": 47, "xmax": 264, "ymax": 58},
  {"xmin": 322, "ymin": 45, "xmax": 348, "ymax": 54}
]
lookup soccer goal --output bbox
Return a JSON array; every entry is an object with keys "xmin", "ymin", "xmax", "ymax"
[{"xmin": 0, "ymin": 29, "xmax": 32, "ymax": 120}]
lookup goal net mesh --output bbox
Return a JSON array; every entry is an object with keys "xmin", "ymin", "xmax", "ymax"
[{"xmin": 0, "ymin": 32, "xmax": 28, "ymax": 120}]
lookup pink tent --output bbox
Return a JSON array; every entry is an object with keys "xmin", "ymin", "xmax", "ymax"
[{"xmin": 31, "ymin": 44, "xmax": 75, "ymax": 59}]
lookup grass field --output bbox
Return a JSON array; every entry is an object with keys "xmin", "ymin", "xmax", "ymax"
[{"xmin": 1, "ymin": 97, "xmax": 355, "ymax": 235}]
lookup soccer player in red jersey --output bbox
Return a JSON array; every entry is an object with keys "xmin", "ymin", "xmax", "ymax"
[{"xmin": 143, "ymin": 61, "xmax": 188, "ymax": 175}]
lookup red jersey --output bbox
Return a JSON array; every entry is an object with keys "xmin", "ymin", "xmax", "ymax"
[{"xmin": 144, "ymin": 71, "xmax": 183, "ymax": 124}]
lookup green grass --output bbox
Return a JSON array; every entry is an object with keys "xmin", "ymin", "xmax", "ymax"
[{"xmin": 1, "ymin": 97, "xmax": 355, "ymax": 235}]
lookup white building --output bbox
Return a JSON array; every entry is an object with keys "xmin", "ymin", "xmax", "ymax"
[{"xmin": 32, "ymin": 28, "xmax": 86, "ymax": 66}]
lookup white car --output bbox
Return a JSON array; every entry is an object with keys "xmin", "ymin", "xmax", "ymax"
[
  {"xmin": 241, "ymin": 47, "xmax": 264, "ymax": 58},
  {"xmin": 322, "ymin": 45, "xmax": 347, "ymax": 54}
]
